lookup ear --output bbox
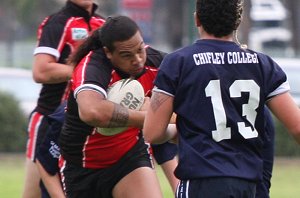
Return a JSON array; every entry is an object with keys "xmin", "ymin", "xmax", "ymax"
[
  {"xmin": 194, "ymin": 12, "xmax": 201, "ymax": 27},
  {"xmin": 103, "ymin": 47, "xmax": 112, "ymax": 60}
]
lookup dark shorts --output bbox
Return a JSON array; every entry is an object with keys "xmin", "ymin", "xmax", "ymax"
[
  {"xmin": 36, "ymin": 101, "xmax": 66, "ymax": 175},
  {"xmin": 26, "ymin": 111, "xmax": 50, "ymax": 161},
  {"xmin": 61, "ymin": 135, "xmax": 154, "ymax": 198},
  {"xmin": 176, "ymin": 177, "xmax": 256, "ymax": 198},
  {"xmin": 151, "ymin": 142, "xmax": 177, "ymax": 165}
]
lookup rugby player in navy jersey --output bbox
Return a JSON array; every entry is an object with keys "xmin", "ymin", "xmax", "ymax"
[
  {"xmin": 58, "ymin": 15, "xmax": 178, "ymax": 198},
  {"xmin": 143, "ymin": 0, "xmax": 300, "ymax": 197},
  {"xmin": 23, "ymin": 0, "xmax": 105, "ymax": 197}
]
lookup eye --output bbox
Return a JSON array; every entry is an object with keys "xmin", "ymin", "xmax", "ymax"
[
  {"xmin": 138, "ymin": 47, "xmax": 145, "ymax": 54},
  {"xmin": 121, "ymin": 53, "xmax": 134, "ymax": 59}
]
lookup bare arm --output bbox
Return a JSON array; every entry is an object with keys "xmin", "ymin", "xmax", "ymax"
[
  {"xmin": 143, "ymin": 91, "xmax": 175, "ymax": 143},
  {"xmin": 32, "ymin": 54, "xmax": 73, "ymax": 84},
  {"xmin": 267, "ymin": 92, "xmax": 300, "ymax": 144},
  {"xmin": 36, "ymin": 160, "xmax": 65, "ymax": 198},
  {"xmin": 76, "ymin": 90, "xmax": 146, "ymax": 129}
]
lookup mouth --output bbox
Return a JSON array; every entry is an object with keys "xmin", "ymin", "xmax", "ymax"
[{"xmin": 131, "ymin": 66, "xmax": 144, "ymax": 76}]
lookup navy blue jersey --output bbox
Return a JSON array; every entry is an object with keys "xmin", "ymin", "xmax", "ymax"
[
  {"xmin": 154, "ymin": 39, "xmax": 289, "ymax": 181},
  {"xmin": 256, "ymin": 107, "xmax": 275, "ymax": 198}
]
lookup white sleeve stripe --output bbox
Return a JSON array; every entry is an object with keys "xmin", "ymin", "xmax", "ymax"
[
  {"xmin": 152, "ymin": 87, "xmax": 174, "ymax": 97},
  {"xmin": 33, "ymin": 47, "xmax": 60, "ymax": 60},
  {"xmin": 74, "ymin": 84, "xmax": 107, "ymax": 99},
  {"xmin": 267, "ymin": 81, "xmax": 290, "ymax": 98}
]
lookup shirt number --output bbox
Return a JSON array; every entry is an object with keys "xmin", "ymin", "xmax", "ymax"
[{"xmin": 205, "ymin": 80, "xmax": 260, "ymax": 142}]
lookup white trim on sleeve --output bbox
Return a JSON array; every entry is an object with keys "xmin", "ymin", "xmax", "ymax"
[
  {"xmin": 33, "ymin": 47, "xmax": 60, "ymax": 60},
  {"xmin": 74, "ymin": 84, "xmax": 107, "ymax": 99}
]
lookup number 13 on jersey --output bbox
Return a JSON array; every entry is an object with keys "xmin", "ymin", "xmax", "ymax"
[{"xmin": 205, "ymin": 80, "xmax": 260, "ymax": 142}]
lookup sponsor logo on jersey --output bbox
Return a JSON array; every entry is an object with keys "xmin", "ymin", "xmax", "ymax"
[{"xmin": 72, "ymin": 28, "xmax": 88, "ymax": 40}]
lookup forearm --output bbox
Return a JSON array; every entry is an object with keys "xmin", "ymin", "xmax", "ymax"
[
  {"xmin": 78, "ymin": 94, "xmax": 146, "ymax": 129},
  {"xmin": 150, "ymin": 124, "xmax": 177, "ymax": 144}
]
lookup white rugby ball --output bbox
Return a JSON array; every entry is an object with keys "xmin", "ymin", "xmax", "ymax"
[{"xmin": 96, "ymin": 78, "xmax": 145, "ymax": 136}]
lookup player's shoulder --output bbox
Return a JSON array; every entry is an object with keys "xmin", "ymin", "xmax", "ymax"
[{"xmin": 247, "ymin": 48, "xmax": 281, "ymax": 70}]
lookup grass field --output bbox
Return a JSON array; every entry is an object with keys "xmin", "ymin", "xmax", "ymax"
[{"xmin": 0, "ymin": 153, "xmax": 299, "ymax": 198}]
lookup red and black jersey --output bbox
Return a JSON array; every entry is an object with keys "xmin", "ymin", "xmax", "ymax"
[
  {"xmin": 33, "ymin": 1, "xmax": 105, "ymax": 115},
  {"xmin": 59, "ymin": 47, "xmax": 165, "ymax": 169}
]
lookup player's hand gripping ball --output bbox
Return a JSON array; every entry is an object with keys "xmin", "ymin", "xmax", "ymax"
[{"xmin": 96, "ymin": 78, "xmax": 145, "ymax": 136}]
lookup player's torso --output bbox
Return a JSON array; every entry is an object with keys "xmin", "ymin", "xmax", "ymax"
[
  {"xmin": 61, "ymin": 53, "xmax": 158, "ymax": 168},
  {"xmin": 162, "ymin": 40, "xmax": 287, "ymax": 181},
  {"xmin": 35, "ymin": 9, "xmax": 105, "ymax": 115}
]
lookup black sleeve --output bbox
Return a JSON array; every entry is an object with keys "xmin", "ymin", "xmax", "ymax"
[{"xmin": 145, "ymin": 46, "xmax": 167, "ymax": 67}]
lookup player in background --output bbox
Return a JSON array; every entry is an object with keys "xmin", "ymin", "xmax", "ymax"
[
  {"xmin": 143, "ymin": 0, "xmax": 300, "ymax": 197},
  {"xmin": 22, "ymin": 0, "xmax": 105, "ymax": 197},
  {"xmin": 58, "ymin": 15, "xmax": 177, "ymax": 197}
]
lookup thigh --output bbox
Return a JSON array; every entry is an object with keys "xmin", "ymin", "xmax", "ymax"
[
  {"xmin": 111, "ymin": 135, "xmax": 162, "ymax": 198},
  {"xmin": 176, "ymin": 178, "xmax": 256, "ymax": 198},
  {"xmin": 112, "ymin": 167, "xmax": 163, "ymax": 198},
  {"xmin": 22, "ymin": 158, "xmax": 41, "ymax": 198}
]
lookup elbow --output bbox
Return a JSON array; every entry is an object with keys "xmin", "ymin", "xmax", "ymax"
[
  {"xmin": 32, "ymin": 66, "xmax": 50, "ymax": 83},
  {"xmin": 143, "ymin": 131, "xmax": 156, "ymax": 144},
  {"xmin": 32, "ymin": 72, "xmax": 47, "ymax": 83},
  {"xmin": 290, "ymin": 124, "xmax": 300, "ymax": 145},
  {"xmin": 143, "ymin": 129, "xmax": 164, "ymax": 144}
]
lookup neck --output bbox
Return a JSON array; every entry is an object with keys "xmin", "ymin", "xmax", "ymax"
[{"xmin": 198, "ymin": 27, "xmax": 234, "ymax": 42}]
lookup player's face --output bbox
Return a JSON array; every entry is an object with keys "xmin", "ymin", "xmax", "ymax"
[
  {"xmin": 70, "ymin": 0, "xmax": 94, "ymax": 10},
  {"xmin": 105, "ymin": 31, "xmax": 147, "ymax": 77}
]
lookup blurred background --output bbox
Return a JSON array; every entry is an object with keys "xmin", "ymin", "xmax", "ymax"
[
  {"xmin": 1, "ymin": 0, "xmax": 300, "ymax": 156},
  {"xmin": 1, "ymin": 0, "xmax": 300, "ymax": 69},
  {"xmin": 1, "ymin": 1, "xmax": 300, "ymax": 197}
]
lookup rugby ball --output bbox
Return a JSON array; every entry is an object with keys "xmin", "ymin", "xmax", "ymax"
[{"xmin": 96, "ymin": 78, "xmax": 145, "ymax": 136}]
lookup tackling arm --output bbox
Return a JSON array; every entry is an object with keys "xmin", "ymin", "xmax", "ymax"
[{"xmin": 143, "ymin": 91, "xmax": 176, "ymax": 144}]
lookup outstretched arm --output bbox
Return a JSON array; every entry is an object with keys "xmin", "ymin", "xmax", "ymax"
[
  {"xmin": 267, "ymin": 92, "xmax": 300, "ymax": 144},
  {"xmin": 143, "ymin": 91, "xmax": 175, "ymax": 144}
]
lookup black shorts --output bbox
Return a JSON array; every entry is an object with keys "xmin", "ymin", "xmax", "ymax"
[
  {"xmin": 61, "ymin": 135, "xmax": 154, "ymax": 198},
  {"xmin": 26, "ymin": 111, "xmax": 50, "ymax": 161},
  {"xmin": 176, "ymin": 177, "xmax": 256, "ymax": 198}
]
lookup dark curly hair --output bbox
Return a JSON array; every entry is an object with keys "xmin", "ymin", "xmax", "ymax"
[
  {"xmin": 69, "ymin": 15, "xmax": 140, "ymax": 66},
  {"xmin": 196, "ymin": 0, "xmax": 243, "ymax": 37}
]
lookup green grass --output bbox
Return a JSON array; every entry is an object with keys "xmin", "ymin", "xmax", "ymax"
[
  {"xmin": 0, "ymin": 154, "xmax": 299, "ymax": 198},
  {"xmin": 270, "ymin": 158, "xmax": 300, "ymax": 198},
  {"xmin": 0, "ymin": 153, "xmax": 26, "ymax": 198}
]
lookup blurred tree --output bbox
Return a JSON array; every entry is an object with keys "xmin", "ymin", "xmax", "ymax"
[
  {"xmin": 0, "ymin": 91, "xmax": 27, "ymax": 152},
  {"xmin": 0, "ymin": 0, "xmax": 61, "ymax": 66}
]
